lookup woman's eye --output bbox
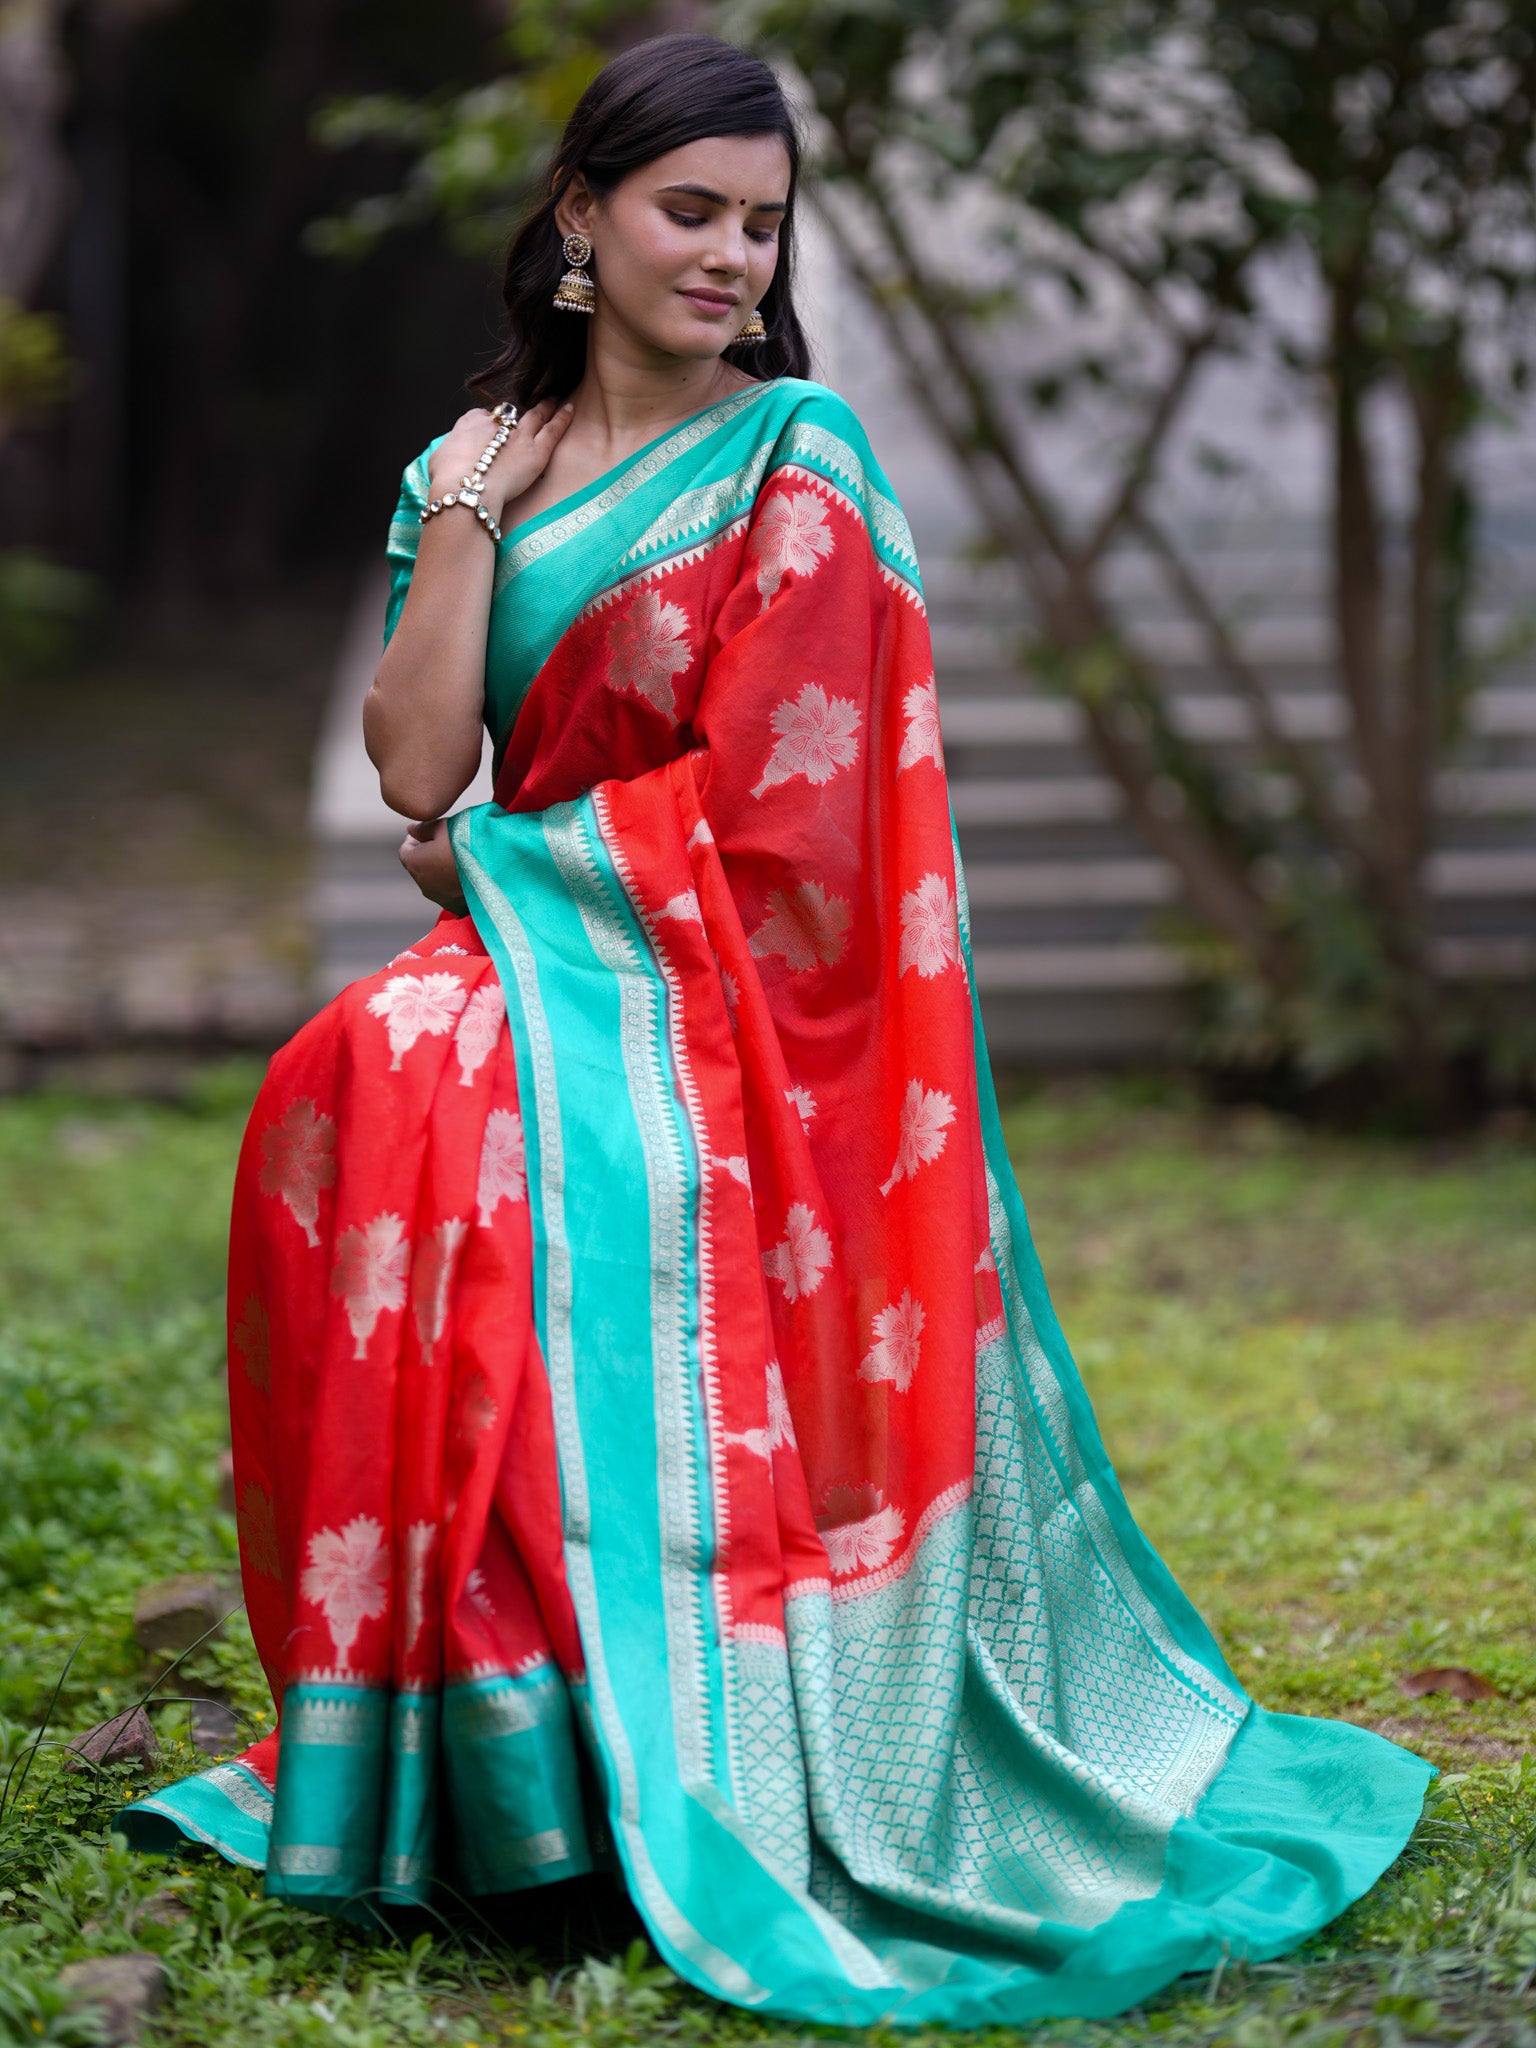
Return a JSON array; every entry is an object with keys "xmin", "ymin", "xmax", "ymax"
[
  {"xmin": 747, "ymin": 227, "xmax": 777, "ymax": 244},
  {"xmin": 666, "ymin": 211, "xmax": 708, "ymax": 228}
]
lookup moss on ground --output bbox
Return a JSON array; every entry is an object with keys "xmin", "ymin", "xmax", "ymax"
[{"xmin": 0, "ymin": 1074, "xmax": 1531, "ymax": 2046}]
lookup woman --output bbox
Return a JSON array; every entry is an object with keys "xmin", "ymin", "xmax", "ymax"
[{"xmin": 121, "ymin": 34, "xmax": 1431, "ymax": 2028}]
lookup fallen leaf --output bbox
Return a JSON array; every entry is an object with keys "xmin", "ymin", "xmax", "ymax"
[{"xmin": 1398, "ymin": 1665, "xmax": 1500, "ymax": 1702}]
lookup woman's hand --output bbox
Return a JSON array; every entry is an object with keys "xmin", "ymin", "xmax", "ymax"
[
  {"xmin": 399, "ymin": 817, "xmax": 469, "ymax": 917},
  {"xmin": 426, "ymin": 397, "xmax": 574, "ymax": 524}
]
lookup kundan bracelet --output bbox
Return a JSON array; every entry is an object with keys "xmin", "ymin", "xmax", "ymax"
[{"xmin": 419, "ymin": 401, "xmax": 518, "ymax": 544}]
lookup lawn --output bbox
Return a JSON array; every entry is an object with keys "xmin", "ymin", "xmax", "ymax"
[{"xmin": 0, "ymin": 1073, "xmax": 1532, "ymax": 2047}]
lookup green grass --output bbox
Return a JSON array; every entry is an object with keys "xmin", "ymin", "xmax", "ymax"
[{"xmin": 0, "ymin": 1073, "xmax": 1533, "ymax": 2046}]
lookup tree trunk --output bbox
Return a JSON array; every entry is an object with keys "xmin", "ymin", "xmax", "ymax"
[{"xmin": 0, "ymin": 0, "xmax": 71, "ymax": 306}]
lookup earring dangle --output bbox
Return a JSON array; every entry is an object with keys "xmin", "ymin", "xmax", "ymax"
[
  {"xmin": 553, "ymin": 233, "xmax": 595, "ymax": 315},
  {"xmin": 739, "ymin": 309, "xmax": 767, "ymax": 343}
]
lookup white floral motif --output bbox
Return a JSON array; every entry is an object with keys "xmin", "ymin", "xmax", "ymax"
[
  {"xmin": 858, "ymin": 1290, "xmax": 925, "ymax": 1392},
  {"xmin": 454, "ymin": 982, "xmax": 506, "ymax": 1087},
  {"xmin": 257, "ymin": 1098, "xmax": 336, "ymax": 1247},
  {"xmin": 366, "ymin": 972, "xmax": 468, "ymax": 1071},
  {"xmin": 751, "ymin": 489, "xmax": 836, "ymax": 605},
  {"xmin": 477, "ymin": 1109, "xmax": 526, "ymax": 1225},
  {"xmin": 713, "ymin": 1154, "xmax": 751, "ymax": 1187},
  {"xmin": 688, "ymin": 818, "xmax": 715, "ymax": 848},
  {"xmin": 762, "ymin": 1202, "xmax": 833, "ymax": 1302},
  {"xmin": 658, "ymin": 889, "xmax": 702, "ymax": 923},
  {"xmin": 403, "ymin": 1520, "xmax": 437, "ymax": 1654},
  {"xmin": 300, "ymin": 1516, "xmax": 389, "ymax": 1662},
  {"xmin": 975, "ymin": 1246, "xmax": 996, "ymax": 1274},
  {"xmin": 751, "ymin": 683, "xmax": 862, "ymax": 800},
  {"xmin": 898, "ymin": 872, "xmax": 962, "ymax": 980},
  {"xmin": 765, "ymin": 1359, "xmax": 797, "ymax": 1450},
  {"xmin": 724, "ymin": 1427, "xmax": 772, "ymax": 1460},
  {"xmin": 880, "ymin": 1080, "xmax": 956, "ymax": 1196},
  {"xmin": 606, "ymin": 588, "xmax": 692, "ymax": 722},
  {"xmin": 412, "ymin": 1217, "xmax": 469, "ymax": 1362},
  {"xmin": 459, "ymin": 1372, "xmax": 499, "ymax": 1439},
  {"xmin": 432, "ymin": 944, "xmax": 469, "ymax": 956},
  {"xmin": 897, "ymin": 677, "xmax": 944, "ymax": 773},
  {"xmin": 784, "ymin": 1085, "xmax": 817, "ymax": 1128},
  {"xmin": 718, "ymin": 965, "xmax": 739, "ymax": 1025},
  {"xmin": 331, "ymin": 1213, "xmax": 411, "ymax": 1358},
  {"xmin": 749, "ymin": 882, "xmax": 852, "ymax": 972},
  {"xmin": 465, "ymin": 1567, "xmax": 497, "ymax": 1621},
  {"xmin": 821, "ymin": 1503, "xmax": 905, "ymax": 1577}
]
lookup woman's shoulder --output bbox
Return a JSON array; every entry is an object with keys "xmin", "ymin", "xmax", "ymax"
[{"xmin": 760, "ymin": 376, "xmax": 866, "ymax": 441}]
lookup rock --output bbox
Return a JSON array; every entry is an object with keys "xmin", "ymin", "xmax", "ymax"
[
  {"xmin": 188, "ymin": 1698, "xmax": 240, "ymax": 1755},
  {"xmin": 131, "ymin": 1573, "xmax": 240, "ymax": 1664},
  {"xmin": 216, "ymin": 1449, "xmax": 237, "ymax": 1516},
  {"xmin": 65, "ymin": 1707, "xmax": 159, "ymax": 1772},
  {"xmin": 80, "ymin": 1892, "xmax": 188, "ymax": 1942},
  {"xmin": 58, "ymin": 1954, "xmax": 167, "ymax": 2044}
]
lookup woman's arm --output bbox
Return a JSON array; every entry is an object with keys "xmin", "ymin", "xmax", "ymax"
[{"xmin": 365, "ymin": 399, "xmax": 572, "ymax": 819}]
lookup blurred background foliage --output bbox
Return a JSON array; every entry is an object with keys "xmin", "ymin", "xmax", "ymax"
[{"xmin": 1, "ymin": 0, "xmax": 1535, "ymax": 1113}]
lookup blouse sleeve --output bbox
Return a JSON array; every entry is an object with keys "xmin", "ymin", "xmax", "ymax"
[{"xmin": 381, "ymin": 441, "xmax": 440, "ymax": 647}]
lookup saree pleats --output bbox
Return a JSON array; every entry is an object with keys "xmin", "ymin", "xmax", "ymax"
[{"xmin": 120, "ymin": 378, "xmax": 1431, "ymax": 2020}]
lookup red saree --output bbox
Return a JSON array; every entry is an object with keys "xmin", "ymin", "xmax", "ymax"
[{"xmin": 121, "ymin": 377, "xmax": 1430, "ymax": 2025}]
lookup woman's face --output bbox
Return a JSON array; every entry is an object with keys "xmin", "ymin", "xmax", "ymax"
[{"xmin": 559, "ymin": 133, "xmax": 792, "ymax": 362}]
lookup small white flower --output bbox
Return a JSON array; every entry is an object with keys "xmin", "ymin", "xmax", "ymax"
[
  {"xmin": 898, "ymin": 872, "xmax": 962, "ymax": 980},
  {"xmin": 724, "ymin": 1427, "xmax": 772, "ymax": 1460},
  {"xmin": 477, "ymin": 1108, "xmax": 526, "ymax": 1225},
  {"xmin": 412, "ymin": 1217, "xmax": 469, "ymax": 1363},
  {"xmin": 784, "ymin": 1085, "xmax": 817, "ymax": 1129},
  {"xmin": 454, "ymin": 981, "xmax": 506, "ymax": 1087},
  {"xmin": 403, "ymin": 1520, "xmax": 438, "ymax": 1654},
  {"xmin": 897, "ymin": 677, "xmax": 944, "ymax": 774},
  {"xmin": 658, "ymin": 889, "xmax": 702, "ymax": 923},
  {"xmin": 688, "ymin": 817, "xmax": 715, "ymax": 848},
  {"xmin": 465, "ymin": 1567, "xmax": 497, "ymax": 1621},
  {"xmin": 765, "ymin": 1359, "xmax": 797, "ymax": 1451},
  {"xmin": 330, "ymin": 1213, "xmax": 411, "ymax": 1359},
  {"xmin": 820, "ymin": 1503, "xmax": 905, "ymax": 1577},
  {"xmin": 713, "ymin": 1154, "xmax": 751, "ymax": 1187},
  {"xmin": 749, "ymin": 881, "xmax": 852, "ymax": 972},
  {"xmin": 762, "ymin": 1202, "xmax": 833, "ymax": 1302},
  {"xmin": 880, "ymin": 1080, "xmax": 956, "ymax": 1196},
  {"xmin": 752, "ymin": 683, "xmax": 862, "ymax": 799},
  {"xmin": 751, "ymin": 488, "xmax": 836, "ymax": 605},
  {"xmin": 300, "ymin": 1516, "xmax": 389, "ymax": 1662},
  {"xmin": 366, "ymin": 971, "xmax": 469, "ymax": 1070},
  {"xmin": 257, "ymin": 1097, "xmax": 336, "ymax": 1247},
  {"xmin": 858, "ymin": 1289, "xmax": 925, "ymax": 1393},
  {"xmin": 606, "ymin": 588, "xmax": 692, "ymax": 722}
]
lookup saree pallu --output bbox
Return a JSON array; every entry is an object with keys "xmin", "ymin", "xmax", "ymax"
[{"xmin": 120, "ymin": 378, "xmax": 1431, "ymax": 2025}]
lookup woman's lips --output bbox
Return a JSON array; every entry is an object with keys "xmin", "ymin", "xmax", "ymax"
[{"xmin": 678, "ymin": 289, "xmax": 737, "ymax": 317}]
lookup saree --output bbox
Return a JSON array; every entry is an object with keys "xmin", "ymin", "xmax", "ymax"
[{"xmin": 120, "ymin": 377, "xmax": 1431, "ymax": 2026}]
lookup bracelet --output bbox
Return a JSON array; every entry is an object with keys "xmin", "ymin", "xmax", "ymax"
[{"xmin": 419, "ymin": 401, "xmax": 518, "ymax": 544}]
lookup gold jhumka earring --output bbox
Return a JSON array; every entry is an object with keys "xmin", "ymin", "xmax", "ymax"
[
  {"xmin": 553, "ymin": 233, "xmax": 595, "ymax": 314},
  {"xmin": 739, "ymin": 309, "xmax": 767, "ymax": 342}
]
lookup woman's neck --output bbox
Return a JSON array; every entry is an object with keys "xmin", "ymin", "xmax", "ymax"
[{"xmin": 567, "ymin": 319, "xmax": 754, "ymax": 458}]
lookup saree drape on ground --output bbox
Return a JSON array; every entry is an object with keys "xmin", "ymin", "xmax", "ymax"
[{"xmin": 120, "ymin": 377, "xmax": 1431, "ymax": 2026}]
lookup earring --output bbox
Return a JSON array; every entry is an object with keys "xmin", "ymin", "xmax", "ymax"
[
  {"xmin": 739, "ymin": 309, "xmax": 767, "ymax": 343},
  {"xmin": 553, "ymin": 232, "xmax": 595, "ymax": 315}
]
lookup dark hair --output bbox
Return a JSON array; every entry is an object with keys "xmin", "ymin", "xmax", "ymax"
[{"xmin": 467, "ymin": 35, "xmax": 812, "ymax": 408}]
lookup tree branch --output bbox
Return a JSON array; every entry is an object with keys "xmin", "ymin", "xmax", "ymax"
[
  {"xmin": 1131, "ymin": 505, "xmax": 1377, "ymax": 874},
  {"xmin": 1078, "ymin": 325, "xmax": 1217, "ymax": 573}
]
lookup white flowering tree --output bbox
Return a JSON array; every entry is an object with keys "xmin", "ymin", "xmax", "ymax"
[{"xmin": 739, "ymin": 0, "xmax": 1536, "ymax": 1108}]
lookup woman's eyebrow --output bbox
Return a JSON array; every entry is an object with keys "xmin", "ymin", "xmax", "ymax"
[{"xmin": 657, "ymin": 181, "xmax": 788, "ymax": 213}]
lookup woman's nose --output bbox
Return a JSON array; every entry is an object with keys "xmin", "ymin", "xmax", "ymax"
[{"xmin": 703, "ymin": 223, "xmax": 749, "ymax": 277}]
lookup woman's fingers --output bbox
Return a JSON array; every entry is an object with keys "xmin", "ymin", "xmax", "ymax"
[{"xmin": 535, "ymin": 401, "xmax": 577, "ymax": 441}]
